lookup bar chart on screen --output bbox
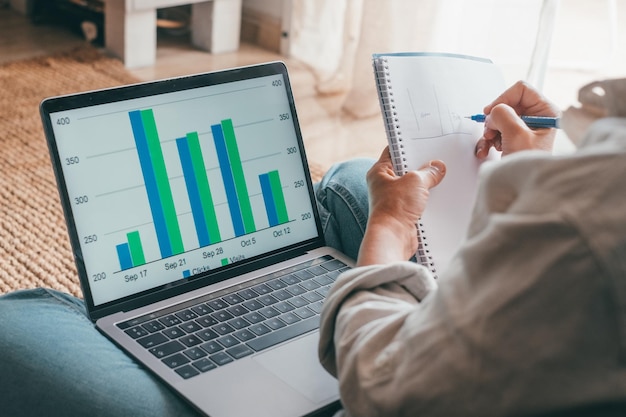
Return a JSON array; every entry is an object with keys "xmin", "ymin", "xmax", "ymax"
[
  {"xmin": 51, "ymin": 75, "xmax": 318, "ymax": 303},
  {"xmin": 119, "ymin": 109, "xmax": 293, "ymax": 269}
]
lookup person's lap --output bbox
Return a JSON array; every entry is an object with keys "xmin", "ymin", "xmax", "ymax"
[
  {"xmin": 0, "ymin": 158, "xmax": 374, "ymax": 416},
  {"xmin": 0, "ymin": 288, "xmax": 200, "ymax": 417},
  {"xmin": 314, "ymin": 158, "xmax": 372, "ymax": 260}
]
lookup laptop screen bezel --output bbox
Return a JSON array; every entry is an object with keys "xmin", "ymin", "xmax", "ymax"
[{"xmin": 39, "ymin": 61, "xmax": 327, "ymax": 321}]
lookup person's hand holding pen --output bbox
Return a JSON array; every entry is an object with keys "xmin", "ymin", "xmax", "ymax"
[{"xmin": 474, "ymin": 80, "xmax": 561, "ymax": 159}]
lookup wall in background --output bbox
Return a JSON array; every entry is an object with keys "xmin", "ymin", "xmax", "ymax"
[{"xmin": 241, "ymin": 0, "xmax": 283, "ymax": 52}]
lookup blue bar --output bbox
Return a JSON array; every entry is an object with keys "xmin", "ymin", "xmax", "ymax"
[
  {"xmin": 183, "ymin": 269, "xmax": 191, "ymax": 278},
  {"xmin": 128, "ymin": 110, "xmax": 172, "ymax": 258},
  {"xmin": 259, "ymin": 173, "xmax": 278, "ymax": 227},
  {"xmin": 211, "ymin": 123, "xmax": 245, "ymax": 237},
  {"xmin": 176, "ymin": 137, "xmax": 210, "ymax": 247},
  {"xmin": 116, "ymin": 243, "xmax": 133, "ymax": 270}
]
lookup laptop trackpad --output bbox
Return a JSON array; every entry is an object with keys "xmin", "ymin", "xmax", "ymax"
[{"xmin": 253, "ymin": 332, "xmax": 339, "ymax": 403}]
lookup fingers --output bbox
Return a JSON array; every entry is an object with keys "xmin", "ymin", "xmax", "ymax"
[
  {"xmin": 369, "ymin": 145, "xmax": 446, "ymax": 189},
  {"xmin": 366, "ymin": 146, "xmax": 394, "ymax": 183},
  {"xmin": 373, "ymin": 146, "xmax": 397, "ymax": 174},
  {"xmin": 475, "ymin": 103, "xmax": 537, "ymax": 158},
  {"xmin": 370, "ymin": 145, "xmax": 446, "ymax": 185},
  {"xmin": 474, "ymin": 137, "xmax": 492, "ymax": 159},
  {"xmin": 377, "ymin": 146, "xmax": 392, "ymax": 163},
  {"xmin": 476, "ymin": 80, "xmax": 560, "ymax": 159},
  {"xmin": 477, "ymin": 105, "xmax": 557, "ymax": 157}
]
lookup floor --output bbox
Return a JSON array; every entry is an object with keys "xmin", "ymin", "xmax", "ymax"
[
  {"xmin": 1, "ymin": 1, "xmax": 625, "ymax": 165},
  {"xmin": 0, "ymin": 5, "xmax": 388, "ymax": 171}
]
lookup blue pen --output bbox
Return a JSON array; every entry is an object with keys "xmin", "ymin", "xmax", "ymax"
[{"xmin": 466, "ymin": 114, "xmax": 560, "ymax": 129}]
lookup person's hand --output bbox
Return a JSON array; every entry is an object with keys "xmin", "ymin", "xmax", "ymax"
[
  {"xmin": 475, "ymin": 81, "xmax": 560, "ymax": 159},
  {"xmin": 357, "ymin": 147, "xmax": 446, "ymax": 266}
]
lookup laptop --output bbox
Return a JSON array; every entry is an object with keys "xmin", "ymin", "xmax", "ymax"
[{"xmin": 39, "ymin": 61, "xmax": 352, "ymax": 417}]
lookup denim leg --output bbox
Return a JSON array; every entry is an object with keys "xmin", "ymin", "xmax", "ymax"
[
  {"xmin": 314, "ymin": 158, "xmax": 375, "ymax": 261},
  {"xmin": 0, "ymin": 288, "xmax": 200, "ymax": 417}
]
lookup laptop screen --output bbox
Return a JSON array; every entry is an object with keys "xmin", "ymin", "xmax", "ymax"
[{"xmin": 41, "ymin": 63, "xmax": 322, "ymax": 310}]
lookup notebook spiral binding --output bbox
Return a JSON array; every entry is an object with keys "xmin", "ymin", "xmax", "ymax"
[
  {"xmin": 416, "ymin": 221, "xmax": 437, "ymax": 278},
  {"xmin": 372, "ymin": 56, "xmax": 437, "ymax": 277},
  {"xmin": 373, "ymin": 57, "xmax": 407, "ymax": 175}
]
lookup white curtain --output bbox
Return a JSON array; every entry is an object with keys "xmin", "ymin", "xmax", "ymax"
[{"xmin": 286, "ymin": 0, "xmax": 543, "ymax": 118}]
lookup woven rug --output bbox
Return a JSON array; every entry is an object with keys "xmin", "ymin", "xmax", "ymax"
[{"xmin": 0, "ymin": 46, "xmax": 326, "ymax": 298}]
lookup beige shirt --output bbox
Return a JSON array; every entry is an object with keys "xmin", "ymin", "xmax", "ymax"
[{"xmin": 319, "ymin": 118, "xmax": 626, "ymax": 416}]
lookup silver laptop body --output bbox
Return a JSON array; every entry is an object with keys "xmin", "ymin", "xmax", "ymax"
[{"xmin": 40, "ymin": 61, "xmax": 351, "ymax": 417}]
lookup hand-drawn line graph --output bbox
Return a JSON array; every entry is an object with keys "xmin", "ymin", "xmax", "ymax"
[{"xmin": 405, "ymin": 85, "xmax": 476, "ymax": 140}]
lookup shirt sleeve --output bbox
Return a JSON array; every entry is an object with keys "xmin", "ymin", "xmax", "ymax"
[
  {"xmin": 318, "ymin": 261, "xmax": 437, "ymax": 377},
  {"xmin": 318, "ymin": 147, "xmax": 616, "ymax": 417}
]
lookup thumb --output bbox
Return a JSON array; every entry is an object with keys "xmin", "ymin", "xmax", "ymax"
[{"xmin": 416, "ymin": 160, "xmax": 446, "ymax": 189}]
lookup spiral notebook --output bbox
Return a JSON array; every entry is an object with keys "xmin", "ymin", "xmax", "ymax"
[{"xmin": 372, "ymin": 52, "xmax": 505, "ymax": 277}]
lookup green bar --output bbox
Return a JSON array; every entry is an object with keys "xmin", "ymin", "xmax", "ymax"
[
  {"xmin": 221, "ymin": 119, "xmax": 256, "ymax": 234},
  {"xmin": 187, "ymin": 132, "xmax": 221, "ymax": 243},
  {"xmin": 268, "ymin": 170, "xmax": 289, "ymax": 224},
  {"xmin": 141, "ymin": 109, "xmax": 184, "ymax": 255},
  {"xmin": 221, "ymin": 258, "xmax": 229, "ymax": 266},
  {"xmin": 127, "ymin": 231, "xmax": 146, "ymax": 266}
]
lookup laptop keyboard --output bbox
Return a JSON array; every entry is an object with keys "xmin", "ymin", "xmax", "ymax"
[{"xmin": 117, "ymin": 255, "xmax": 350, "ymax": 379}]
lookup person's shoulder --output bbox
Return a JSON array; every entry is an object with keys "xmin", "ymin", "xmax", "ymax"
[{"xmin": 578, "ymin": 117, "xmax": 626, "ymax": 151}]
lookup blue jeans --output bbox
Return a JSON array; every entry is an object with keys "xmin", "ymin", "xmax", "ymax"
[{"xmin": 0, "ymin": 158, "xmax": 373, "ymax": 417}]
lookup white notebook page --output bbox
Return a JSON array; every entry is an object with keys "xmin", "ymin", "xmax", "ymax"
[{"xmin": 373, "ymin": 53, "xmax": 505, "ymax": 276}]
